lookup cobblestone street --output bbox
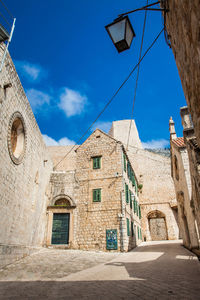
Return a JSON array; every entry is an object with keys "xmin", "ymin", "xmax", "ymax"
[{"xmin": 0, "ymin": 240, "xmax": 200, "ymax": 299}]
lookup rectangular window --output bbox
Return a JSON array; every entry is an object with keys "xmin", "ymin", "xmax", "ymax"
[
  {"xmin": 134, "ymin": 197, "xmax": 137, "ymax": 214},
  {"xmin": 126, "ymin": 218, "xmax": 130, "ymax": 236},
  {"xmin": 137, "ymin": 226, "xmax": 140, "ymax": 239},
  {"xmin": 140, "ymin": 228, "xmax": 142, "ymax": 240},
  {"xmin": 123, "ymin": 153, "xmax": 126, "ymax": 172},
  {"xmin": 139, "ymin": 206, "xmax": 141, "ymax": 219},
  {"xmin": 131, "ymin": 221, "xmax": 134, "ymax": 237},
  {"xmin": 136, "ymin": 201, "xmax": 139, "ymax": 216},
  {"xmin": 130, "ymin": 191, "xmax": 132, "ymax": 209},
  {"xmin": 93, "ymin": 156, "xmax": 101, "ymax": 169},
  {"xmin": 125, "ymin": 184, "xmax": 129, "ymax": 203},
  {"xmin": 93, "ymin": 189, "xmax": 101, "ymax": 202}
]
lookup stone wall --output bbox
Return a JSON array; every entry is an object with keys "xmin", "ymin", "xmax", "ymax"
[
  {"xmin": 0, "ymin": 46, "xmax": 53, "ymax": 268},
  {"xmin": 170, "ymin": 140, "xmax": 199, "ymax": 249},
  {"xmin": 109, "ymin": 120, "xmax": 179, "ymax": 241},
  {"xmin": 165, "ymin": 0, "xmax": 200, "ymax": 146}
]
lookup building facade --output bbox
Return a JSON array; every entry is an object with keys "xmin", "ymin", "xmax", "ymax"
[
  {"xmin": 109, "ymin": 120, "xmax": 179, "ymax": 242},
  {"xmin": 169, "ymin": 111, "xmax": 200, "ymax": 250},
  {"xmin": 164, "ymin": 0, "xmax": 200, "ymax": 148},
  {"xmin": 47, "ymin": 130, "xmax": 142, "ymax": 252}
]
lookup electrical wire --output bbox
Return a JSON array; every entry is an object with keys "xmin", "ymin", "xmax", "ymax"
[
  {"xmin": 53, "ymin": 27, "xmax": 164, "ymax": 170},
  {"xmin": 0, "ymin": 10, "xmax": 11, "ymax": 27},
  {"xmin": 0, "ymin": 0, "xmax": 14, "ymax": 19},
  {"xmin": 126, "ymin": 0, "xmax": 148, "ymax": 150}
]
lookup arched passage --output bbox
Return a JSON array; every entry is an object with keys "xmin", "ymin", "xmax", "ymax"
[{"xmin": 148, "ymin": 210, "xmax": 168, "ymax": 241}]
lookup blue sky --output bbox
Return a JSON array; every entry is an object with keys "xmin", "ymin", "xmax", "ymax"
[{"xmin": 3, "ymin": 0, "xmax": 186, "ymax": 148}]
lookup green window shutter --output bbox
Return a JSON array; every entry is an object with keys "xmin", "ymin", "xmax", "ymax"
[
  {"xmin": 137, "ymin": 226, "xmax": 140, "ymax": 239},
  {"xmin": 125, "ymin": 184, "xmax": 129, "ymax": 203},
  {"xmin": 139, "ymin": 206, "xmax": 141, "ymax": 219},
  {"xmin": 123, "ymin": 153, "xmax": 126, "ymax": 172},
  {"xmin": 131, "ymin": 221, "xmax": 134, "ymax": 237},
  {"xmin": 126, "ymin": 218, "xmax": 130, "ymax": 236},
  {"xmin": 93, "ymin": 189, "xmax": 101, "ymax": 202},
  {"xmin": 136, "ymin": 201, "xmax": 138, "ymax": 216},
  {"xmin": 134, "ymin": 197, "xmax": 137, "ymax": 214},
  {"xmin": 130, "ymin": 191, "xmax": 132, "ymax": 209},
  {"xmin": 93, "ymin": 157, "xmax": 101, "ymax": 169},
  {"xmin": 140, "ymin": 228, "xmax": 142, "ymax": 240}
]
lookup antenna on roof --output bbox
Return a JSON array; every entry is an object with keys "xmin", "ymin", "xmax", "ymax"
[{"xmin": 0, "ymin": 0, "xmax": 16, "ymax": 72}]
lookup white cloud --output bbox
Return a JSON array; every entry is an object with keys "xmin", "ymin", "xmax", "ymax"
[
  {"xmin": 14, "ymin": 60, "xmax": 47, "ymax": 82},
  {"xmin": 142, "ymin": 139, "xmax": 169, "ymax": 149},
  {"xmin": 58, "ymin": 88, "xmax": 87, "ymax": 117},
  {"xmin": 91, "ymin": 121, "xmax": 112, "ymax": 133},
  {"xmin": 42, "ymin": 134, "xmax": 75, "ymax": 146},
  {"xmin": 26, "ymin": 88, "xmax": 51, "ymax": 111}
]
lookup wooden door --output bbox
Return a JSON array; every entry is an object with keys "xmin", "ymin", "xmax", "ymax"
[
  {"xmin": 51, "ymin": 213, "xmax": 70, "ymax": 244},
  {"xmin": 149, "ymin": 217, "xmax": 167, "ymax": 240}
]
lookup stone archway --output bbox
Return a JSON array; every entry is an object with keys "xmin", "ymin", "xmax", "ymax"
[{"xmin": 148, "ymin": 210, "xmax": 168, "ymax": 241}]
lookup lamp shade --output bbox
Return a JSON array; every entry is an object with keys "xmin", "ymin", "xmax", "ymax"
[{"xmin": 105, "ymin": 16, "xmax": 135, "ymax": 53}]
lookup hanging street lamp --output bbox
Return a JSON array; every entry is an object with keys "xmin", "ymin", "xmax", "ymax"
[
  {"xmin": 105, "ymin": 16, "xmax": 136, "ymax": 53},
  {"xmin": 105, "ymin": 0, "xmax": 170, "ymax": 52}
]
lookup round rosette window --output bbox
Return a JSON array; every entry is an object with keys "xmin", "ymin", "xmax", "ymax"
[{"xmin": 8, "ymin": 112, "xmax": 26, "ymax": 164}]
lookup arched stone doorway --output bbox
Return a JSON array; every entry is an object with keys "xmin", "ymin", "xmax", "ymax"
[
  {"xmin": 46, "ymin": 194, "xmax": 76, "ymax": 247},
  {"xmin": 148, "ymin": 210, "xmax": 168, "ymax": 241}
]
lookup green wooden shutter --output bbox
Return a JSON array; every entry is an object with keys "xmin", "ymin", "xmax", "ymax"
[
  {"xmin": 140, "ymin": 228, "xmax": 142, "ymax": 240},
  {"xmin": 130, "ymin": 191, "xmax": 132, "ymax": 209},
  {"xmin": 131, "ymin": 221, "xmax": 134, "ymax": 237},
  {"xmin": 93, "ymin": 157, "xmax": 101, "ymax": 169},
  {"xmin": 125, "ymin": 184, "xmax": 129, "ymax": 203},
  {"xmin": 139, "ymin": 206, "xmax": 141, "ymax": 219},
  {"xmin": 93, "ymin": 189, "xmax": 101, "ymax": 202},
  {"xmin": 134, "ymin": 197, "xmax": 137, "ymax": 213},
  {"xmin": 137, "ymin": 226, "xmax": 140, "ymax": 239},
  {"xmin": 123, "ymin": 153, "xmax": 126, "ymax": 172},
  {"xmin": 126, "ymin": 218, "xmax": 130, "ymax": 236}
]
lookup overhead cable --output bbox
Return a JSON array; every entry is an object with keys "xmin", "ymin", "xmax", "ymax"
[
  {"xmin": 126, "ymin": 0, "xmax": 148, "ymax": 150},
  {"xmin": 53, "ymin": 27, "xmax": 164, "ymax": 170},
  {"xmin": 0, "ymin": 0, "xmax": 14, "ymax": 19}
]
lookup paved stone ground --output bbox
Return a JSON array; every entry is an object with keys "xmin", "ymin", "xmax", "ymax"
[{"xmin": 0, "ymin": 240, "xmax": 200, "ymax": 299}]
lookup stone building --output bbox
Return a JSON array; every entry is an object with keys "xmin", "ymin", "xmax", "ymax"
[
  {"xmin": 47, "ymin": 129, "xmax": 142, "ymax": 252},
  {"xmin": 0, "ymin": 45, "xmax": 53, "ymax": 268},
  {"xmin": 169, "ymin": 110, "xmax": 200, "ymax": 250},
  {"xmin": 164, "ymin": 0, "xmax": 200, "ymax": 147},
  {"xmin": 109, "ymin": 120, "xmax": 179, "ymax": 242}
]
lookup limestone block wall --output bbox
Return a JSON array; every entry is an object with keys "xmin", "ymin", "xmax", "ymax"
[
  {"xmin": 171, "ymin": 143, "xmax": 199, "ymax": 249},
  {"xmin": 75, "ymin": 130, "xmax": 124, "ymax": 251},
  {"xmin": 0, "ymin": 47, "xmax": 53, "ymax": 268},
  {"xmin": 126, "ymin": 146, "xmax": 179, "ymax": 241},
  {"xmin": 48, "ymin": 145, "xmax": 78, "ymax": 171},
  {"xmin": 165, "ymin": 0, "xmax": 200, "ymax": 146}
]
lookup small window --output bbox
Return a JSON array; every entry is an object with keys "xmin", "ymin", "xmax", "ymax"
[
  {"xmin": 137, "ymin": 226, "xmax": 140, "ymax": 239},
  {"xmin": 131, "ymin": 221, "xmax": 134, "ymax": 237},
  {"xmin": 126, "ymin": 218, "xmax": 130, "ymax": 236},
  {"xmin": 125, "ymin": 184, "xmax": 129, "ymax": 203},
  {"xmin": 93, "ymin": 156, "xmax": 101, "ymax": 169},
  {"xmin": 123, "ymin": 153, "xmax": 127, "ymax": 172},
  {"xmin": 139, "ymin": 205, "xmax": 141, "ymax": 219},
  {"xmin": 130, "ymin": 191, "xmax": 132, "ymax": 209},
  {"xmin": 93, "ymin": 189, "xmax": 101, "ymax": 202}
]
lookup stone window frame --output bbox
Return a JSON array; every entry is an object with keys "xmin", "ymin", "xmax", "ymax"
[{"xmin": 7, "ymin": 111, "xmax": 27, "ymax": 165}]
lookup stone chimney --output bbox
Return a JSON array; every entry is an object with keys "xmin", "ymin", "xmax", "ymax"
[
  {"xmin": 169, "ymin": 117, "xmax": 177, "ymax": 140},
  {"xmin": 180, "ymin": 106, "xmax": 193, "ymax": 130}
]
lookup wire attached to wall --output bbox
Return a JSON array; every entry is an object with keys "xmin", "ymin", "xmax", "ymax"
[
  {"xmin": 53, "ymin": 27, "xmax": 164, "ymax": 170},
  {"xmin": 126, "ymin": 0, "xmax": 148, "ymax": 151}
]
